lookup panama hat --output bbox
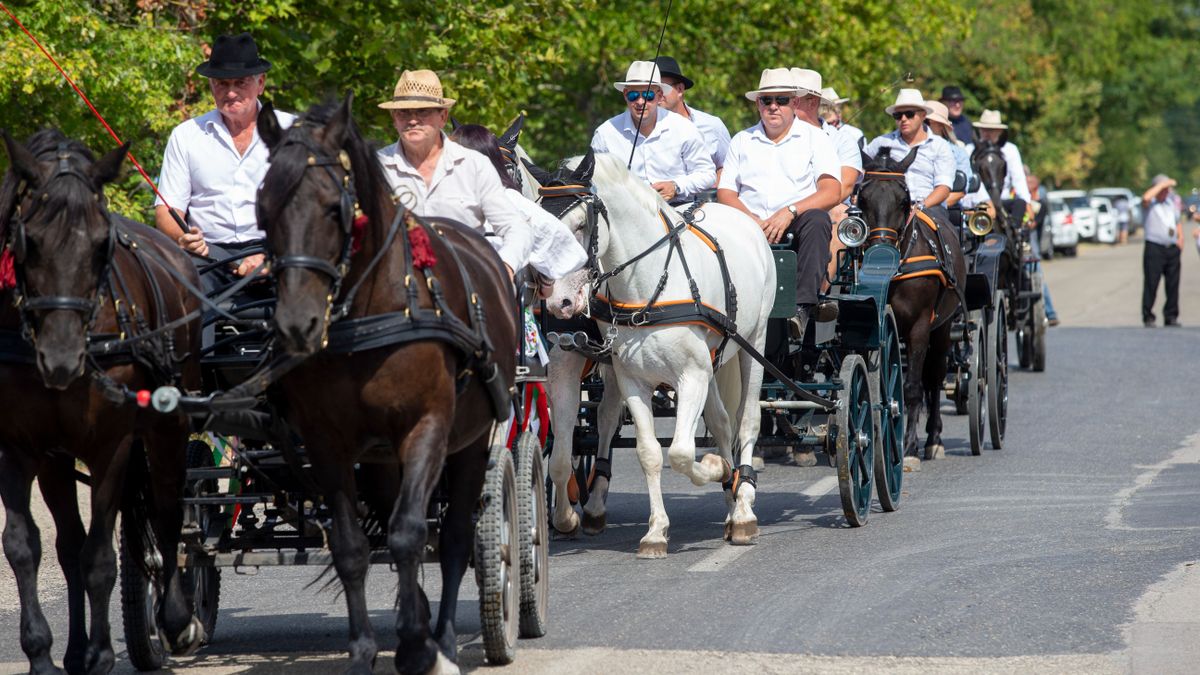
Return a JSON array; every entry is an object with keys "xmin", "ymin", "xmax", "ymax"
[
  {"xmin": 821, "ymin": 87, "xmax": 850, "ymax": 106},
  {"xmin": 925, "ymin": 100, "xmax": 953, "ymax": 128},
  {"xmin": 745, "ymin": 68, "xmax": 800, "ymax": 101},
  {"xmin": 613, "ymin": 61, "xmax": 664, "ymax": 92},
  {"xmin": 886, "ymin": 88, "xmax": 933, "ymax": 115},
  {"xmin": 973, "ymin": 109, "xmax": 1009, "ymax": 130},
  {"xmin": 195, "ymin": 33, "xmax": 271, "ymax": 79},
  {"xmin": 788, "ymin": 68, "xmax": 823, "ymax": 98},
  {"xmin": 378, "ymin": 70, "xmax": 456, "ymax": 110}
]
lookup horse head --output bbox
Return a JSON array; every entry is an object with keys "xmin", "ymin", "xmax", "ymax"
[
  {"xmin": 1, "ymin": 129, "xmax": 126, "ymax": 389},
  {"xmin": 858, "ymin": 146, "xmax": 918, "ymax": 247},
  {"xmin": 972, "ymin": 140, "xmax": 1009, "ymax": 228},
  {"xmin": 258, "ymin": 94, "xmax": 380, "ymax": 356},
  {"xmin": 526, "ymin": 150, "xmax": 599, "ymax": 319}
]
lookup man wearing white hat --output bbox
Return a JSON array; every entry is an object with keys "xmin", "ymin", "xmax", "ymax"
[
  {"xmin": 791, "ymin": 70, "xmax": 861, "ymax": 205},
  {"xmin": 717, "ymin": 68, "xmax": 841, "ymax": 334},
  {"xmin": 819, "ymin": 86, "xmax": 865, "ymax": 152},
  {"xmin": 963, "ymin": 109, "xmax": 1032, "ymax": 227},
  {"xmin": 925, "ymin": 99, "xmax": 972, "ymax": 210},
  {"xmin": 863, "ymin": 88, "xmax": 957, "ymax": 223},
  {"xmin": 591, "ymin": 60, "xmax": 715, "ymax": 204},
  {"xmin": 378, "ymin": 69, "xmax": 532, "ymax": 275}
]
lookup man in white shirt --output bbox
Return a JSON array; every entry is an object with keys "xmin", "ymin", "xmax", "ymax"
[
  {"xmin": 377, "ymin": 69, "xmax": 531, "ymax": 276},
  {"xmin": 653, "ymin": 56, "xmax": 732, "ymax": 186},
  {"xmin": 1141, "ymin": 174, "xmax": 1185, "ymax": 327},
  {"xmin": 156, "ymin": 32, "xmax": 295, "ymax": 284},
  {"xmin": 717, "ymin": 68, "xmax": 841, "ymax": 335},
  {"xmin": 963, "ymin": 110, "xmax": 1033, "ymax": 228},
  {"xmin": 863, "ymin": 89, "xmax": 956, "ymax": 224},
  {"xmin": 591, "ymin": 60, "xmax": 715, "ymax": 205}
]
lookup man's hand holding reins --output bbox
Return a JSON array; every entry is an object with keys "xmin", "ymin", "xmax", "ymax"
[{"xmin": 235, "ymin": 253, "xmax": 267, "ymax": 277}]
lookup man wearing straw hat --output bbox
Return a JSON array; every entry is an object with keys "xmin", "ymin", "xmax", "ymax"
[
  {"xmin": 377, "ymin": 69, "xmax": 532, "ymax": 277},
  {"xmin": 591, "ymin": 60, "xmax": 715, "ymax": 205},
  {"xmin": 863, "ymin": 88, "xmax": 956, "ymax": 223},
  {"xmin": 717, "ymin": 68, "xmax": 841, "ymax": 336},
  {"xmin": 653, "ymin": 55, "xmax": 732, "ymax": 183}
]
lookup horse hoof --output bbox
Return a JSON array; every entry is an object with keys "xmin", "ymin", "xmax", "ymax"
[
  {"xmin": 730, "ymin": 519, "xmax": 758, "ymax": 546},
  {"xmin": 751, "ymin": 456, "xmax": 765, "ymax": 471},
  {"xmin": 793, "ymin": 450, "xmax": 818, "ymax": 467},
  {"xmin": 169, "ymin": 616, "xmax": 206, "ymax": 656},
  {"xmin": 551, "ymin": 520, "xmax": 580, "ymax": 540},
  {"xmin": 902, "ymin": 456, "xmax": 921, "ymax": 472},
  {"xmin": 924, "ymin": 444, "xmax": 945, "ymax": 460},
  {"xmin": 637, "ymin": 540, "xmax": 668, "ymax": 559},
  {"xmin": 700, "ymin": 453, "xmax": 732, "ymax": 483},
  {"xmin": 581, "ymin": 511, "xmax": 607, "ymax": 535}
]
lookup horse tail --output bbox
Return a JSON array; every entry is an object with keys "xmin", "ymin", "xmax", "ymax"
[{"xmin": 120, "ymin": 439, "xmax": 158, "ymax": 579}]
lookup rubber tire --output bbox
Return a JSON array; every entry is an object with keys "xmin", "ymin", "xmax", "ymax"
[
  {"xmin": 967, "ymin": 311, "xmax": 986, "ymax": 456},
  {"xmin": 835, "ymin": 354, "xmax": 875, "ymax": 527},
  {"xmin": 476, "ymin": 443, "xmax": 520, "ymax": 665},
  {"xmin": 119, "ymin": 518, "xmax": 166, "ymax": 672},
  {"xmin": 514, "ymin": 432, "xmax": 549, "ymax": 639},
  {"xmin": 871, "ymin": 307, "xmax": 904, "ymax": 512},
  {"xmin": 183, "ymin": 441, "xmax": 220, "ymax": 642},
  {"xmin": 987, "ymin": 292, "xmax": 1008, "ymax": 449}
]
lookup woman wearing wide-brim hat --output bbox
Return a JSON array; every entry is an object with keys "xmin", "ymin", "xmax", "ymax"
[{"xmin": 376, "ymin": 69, "xmax": 532, "ymax": 277}]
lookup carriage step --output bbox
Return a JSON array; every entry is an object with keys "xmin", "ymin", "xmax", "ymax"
[
  {"xmin": 184, "ymin": 494, "xmax": 273, "ymax": 506},
  {"xmin": 1018, "ymin": 290, "xmax": 1042, "ymax": 301},
  {"xmin": 187, "ymin": 467, "xmax": 239, "ymax": 480}
]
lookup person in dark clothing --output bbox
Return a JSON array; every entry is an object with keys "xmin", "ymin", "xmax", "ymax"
[{"xmin": 940, "ymin": 86, "xmax": 973, "ymax": 145}]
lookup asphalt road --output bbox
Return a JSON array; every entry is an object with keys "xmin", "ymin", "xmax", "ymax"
[{"xmin": 3, "ymin": 236, "xmax": 1199, "ymax": 674}]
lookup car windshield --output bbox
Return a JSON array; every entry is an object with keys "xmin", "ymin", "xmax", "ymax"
[
  {"xmin": 1066, "ymin": 196, "xmax": 1090, "ymax": 209},
  {"xmin": 1050, "ymin": 201, "xmax": 1068, "ymax": 212}
]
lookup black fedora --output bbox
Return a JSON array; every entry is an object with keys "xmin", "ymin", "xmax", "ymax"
[
  {"xmin": 940, "ymin": 85, "xmax": 965, "ymax": 101},
  {"xmin": 653, "ymin": 56, "xmax": 694, "ymax": 90},
  {"xmin": 196, "ymin": 32, "xmax": 272, "ymax": 79}
]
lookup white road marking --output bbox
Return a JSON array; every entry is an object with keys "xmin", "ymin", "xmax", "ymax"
[
  {"xmin": 800, "ymin": 475, "xmax": 839, "ymax": 497},
  {"xmin": 1105, "ymin": 431, "xmax": 1200, "ymax": 531},
  {"xmin": 687, "ymin": 543, "xmax": 753, "ymax": 572}
]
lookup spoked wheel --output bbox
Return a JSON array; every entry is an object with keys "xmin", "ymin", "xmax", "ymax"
[
  {"xmin": 835, "ymin": 354, "xmax": 876, "ymax": 526},
  {"xmin": 514, "ymin": 432, "xmax": 549, "ymax": 639},
  {"xmin": 476, "ymin": 443, "xmax": 520, "ymax": 665},
  {"xmin": 967, "ymin": 311, "xmax": 987, "ymax": 456},
  {"xmin": 119, "ymin": 519, "xmax": 166, "ymax": 671},
  {"xmin": 871, "ymin": 308, "xmax": 904, "ymax": 512},
  {"xmin": 182, "ymin": 440, "xmax": 220, "ymax": 641},
  {"xmin": 986, "ymin": 291, "xmax": 1009, "ymax": 449},
  {"xmin": 1030, "ymin": 273, "xmax": 1047, "ymax": 372}
]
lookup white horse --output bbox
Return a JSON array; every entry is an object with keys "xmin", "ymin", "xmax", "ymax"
[{"xmin": 530, "ymin": 151, "xmax": 774, "ymax": 557}]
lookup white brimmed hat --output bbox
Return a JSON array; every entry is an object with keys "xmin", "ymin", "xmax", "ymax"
[
  {"xmin": 925, "ymin": 100, "xmax": 952, "ymax": 128},
  {"xmin": 885, "ymin": 88, "xmax": 933, "ymax": 115},
  {"xmin": 613, "ymin": 61, "xmax": 663, "ymax": 92},
  {"xmin": 744, "ymin": 68, "xmax": 800, "ymax": 101},
  {"xmin": 973, "ymin": 109, "xmax": 1009, "ymax": 129},
  {"xmin": 789, "ymin": 68, "xmax": 823, "ymax": 98},
  {"xmin": 821, "ymin": 87, "xmax": 850, "ymax": 105}
]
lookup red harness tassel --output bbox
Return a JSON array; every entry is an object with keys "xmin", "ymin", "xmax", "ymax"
[
  {"xmin": 350, "ymin": 213, "xmax": 368, "ymax": 255},
  {"xmin": 0, "ymin": 249, "xmax": 15, "ymax": 290},
  {"xmin": 407, "ymin": 222, "xmax": 437, "ymax": 270}
]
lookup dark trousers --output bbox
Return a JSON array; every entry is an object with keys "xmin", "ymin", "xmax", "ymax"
[
  {"xmin": 1002, "ymin": 199, "xmax": 1027, "ymax": 230},
  {"xmin": 193, "ymin": 240, "xmax": 266, "ymax": 346},
  {"xmin": 1143, "ymin": 241, "xmax": 1181, "ymax": 323},
  {"xmin": 785, "ymin": 208, "xmax": 832, "ymax": 305}
]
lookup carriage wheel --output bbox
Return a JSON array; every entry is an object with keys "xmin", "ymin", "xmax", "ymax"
[
  {"xmin": 987, "ymin": 292, "xmax": 1009, "ymax": 449},
  {"xmin": 1031, "ymin": 274, "xmax": 1047, "ymax": 372},
  {"xmin": 872, "ymin": 308, "xmax": 904, "ymax": 512},
  {"xmin": 967, "ymin": 311, "xmax": 987, "ymax": 456},
  {"xmin": 182, "ymin": 440, "xmax": 221, "ymax": 641},
  {"xmin": 119, "ymin": 519, "xmax": 167, "ymax": 671},
  {"xmin": 836, "ymin": 354, "xmax": 875, "ymax": 526},
  {"xmin": 514, "ymin": 432, "xmax": 549, "ymax": 638},
  {"xmin": 476, "ymin": 443, "xmax": 519, "ymax": 665}
]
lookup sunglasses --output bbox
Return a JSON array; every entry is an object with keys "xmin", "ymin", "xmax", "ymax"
[
  {"xmin": 625, "ymin": 90, "xmax": 657, "ymax": 102},
  {"xmin": 758, "ymin": 96, "xmax": 793, "ymax": 107},
  {"xmin": 892, "ymin": 110, "xmax": 920, "ymax": 120}
]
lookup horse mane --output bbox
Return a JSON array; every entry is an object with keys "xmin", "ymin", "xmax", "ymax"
[
  {"xmin": 1, "ymin": 129, "xmax": 104, "ymax": 250},
  {"xmin": 576, "ymin": 152, "xmax": 669, "ymax": 214}
]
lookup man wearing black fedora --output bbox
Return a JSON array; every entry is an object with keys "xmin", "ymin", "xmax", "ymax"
[
  {"xmin": 155, "ymin": 32, "xmax": 294, "ymax": 287},
  {"xmin": 939, "ymin": 85, "xmax": 973, "ymax": 144},
  {"xmin": 653, "ymin": 55, "xmax": 731, "ymax": 187}
]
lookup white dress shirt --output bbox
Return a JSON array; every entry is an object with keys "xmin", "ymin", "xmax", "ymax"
[
  {"xmin": 718, "ymin": 118, "xmax": 840, "ymax": 220},
  {"xmin": 863, "ymin": 128, "xmax": 956, "ymax": 204},
  {"xmin": 963, "ymin": 141, "xmax": 1032, "ymax": 204},
  {"xmin": 590, "ymin": 107, "xmax": 715, "ymax": 200},
  {"xmin": 1143, "ymin": 194, "xmax": 1181, "ymax": 246},
  {"xmin": 839, "ymin": 123, "xmax": 866, "ymax": 152},
  {"xmin": 155, "ymin": 106, "xmax": 296, "ymax": 243},
  {"xmin": 820, "ymin": 119, "xmax": 863, "ymax": 174},
  {"xmin": 378, "ymin": 135, "xmax": 533, "ymax": 272},
  {"xmin": 684, "ymin": 105, "xmax": 732, "ymax": 169},
  {"xmin": 502, "ymin": 189, "xmax": 587, "ymax": 279}
]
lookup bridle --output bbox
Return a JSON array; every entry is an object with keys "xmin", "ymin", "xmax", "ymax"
[
  {"xmin": 972, "ymin": 144, "xmax": 1008, "ymax": 229},
  {"xmin": 859, "ymin": 170, "xmax": 913, "ymax": 247},
  {"xmin": 7, "ymin": 142, "xmax": 115, "ymax": 344},
  {"xmin": 537, "ymin": 181, "xmax": 610, "ymax": 285}
]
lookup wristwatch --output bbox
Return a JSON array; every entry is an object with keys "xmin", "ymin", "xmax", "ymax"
[{"xmin": 787, "ymin": 204, "xmax": 798, "ymax": 217}]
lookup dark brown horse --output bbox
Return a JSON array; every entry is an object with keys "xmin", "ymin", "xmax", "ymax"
[
  {"xmin": 256, "ymin": 97, "xmax": 518, "ymax": 674},
  {"xmin": 972, "ymin": 139, "xmax": 1020, "ymax": 290},
  {"xmin": 858, "ymin": 148, "xmax": 967, "ymax": 463},
  {"xmin": 0, "ymin": 129, "xmax": 204, "ymax": 674}
]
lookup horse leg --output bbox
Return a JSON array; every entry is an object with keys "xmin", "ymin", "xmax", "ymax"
[
  {"xmin": 924, "ymin": 325, "xmax": 953, "ymax": 460},
  {"xmin": 728, "ymin": 349, "xmax": 766, "ymax": 545},
  {"xmin": 79, "ymin": 439, "xmax": 132, "ymax": 674},
  {"xmin": 430, "ymin": 439, "xmax": 488, "ymax": 667},
  {"xmin": 903, "ymin": 322, "xmax": 930, "ymax": 470},
  {"xmin": 36, "ymin": 457, "xmax": 88, "ymax": 673},
  {"xmin": 619, "ymin": 375, "xmax": 669, "ymax": 558},
  {"xmin": 546, "ymin": 349, "xmax": 582, "ymax": 537},
  {"xmin": 666, "ymin": 370, "xmax": 728, "ymax": 487},
  {"xmin": 0, "ymin": 448, "xmax": 62, "ymax": 675},
  {"xmin": 391, "ymin": 413, "xmax": 451, "ymax": 675},
  {"xmin": 582, "ymin": 366, "xmax": 621, "ymax": 535}
]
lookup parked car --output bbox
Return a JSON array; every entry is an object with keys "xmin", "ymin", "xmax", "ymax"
[
  {"xmin": 1048, "ymin": 189, "xmax": 1097, "ymax": 240},
  {"xmin": 1047, "ymin": 196, "xmax": 1079, "ymax": 256},
  {"xmin": 1089, "ymin": 196, "xmax": 1119, "ymax": 244},
  {"xmin": 1091, "ymin": 187, "xmax": 1140, "ymax": 235}
]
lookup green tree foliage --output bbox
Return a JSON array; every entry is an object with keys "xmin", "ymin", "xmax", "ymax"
[{"xmin": 2, "ymin": 0, "xmax": 1198, "ymax": 224}]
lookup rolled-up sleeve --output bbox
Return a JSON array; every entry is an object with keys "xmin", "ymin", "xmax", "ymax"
[
  {"xmin": 475, "ymin": 160, "xmax": 533, "ymax": 271},
  {"xmin": 672, "ymin": 126, "xmax": 716, "ymax": 197},
  {"xmin": 155, "ymin": 126, "xmax": 191, "ymax": 210}
]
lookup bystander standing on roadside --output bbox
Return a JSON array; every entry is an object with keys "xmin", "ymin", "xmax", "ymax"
[{"xmin": 1141, "ymin": 174, "xmax": 1185, "ymax": 327}]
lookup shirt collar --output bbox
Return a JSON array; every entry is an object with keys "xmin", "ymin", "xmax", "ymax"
[
  {"xmin": 203, "ymin": 100, "xmax": 263, "ymax": 135},
  {"xmin": 620, "ymin": 108, "xmax": 669, "ymax": 138}
]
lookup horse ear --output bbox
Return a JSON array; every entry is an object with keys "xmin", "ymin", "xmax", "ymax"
[
  {"xmin": 574, "ymin": 148, "xmax": 596, "ymax": 183},
  {"xmin": 322, "ymin": 92, "xmax": 354, "ymax": 148},
  {"xmin": 860, "ymin": 149, "xmax": 875, "ymax": 171},
  {"xmin": 522, "ymin": 157, "xmax": 552, "ymax": 186},
  {"xmin": 897, "ymin": 146, "xmax": 920, "ymax": 173},
  {"xmin": 258, "ymin": 102, "xmax": 283, "ymax": 150},
  {"xmin": 498, "ymin": 112, "xmax": 525, "ymax": 150},
  {"xmin": 449, "ymin": 115, "xmax": 462, "ymax": 131},
  {"xmin": 2, "ymin": 129, "xmax": 40, "ymax": 185},
  {"xmin": 90, "ymin": 141, "xmax": 130, "ymax": 188}
]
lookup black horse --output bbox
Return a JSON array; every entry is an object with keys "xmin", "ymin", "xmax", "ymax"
[
  {"xmin": 971, "ymin": 139, "xmax": 1022, "ymax": 270},
  {"xmin": 0, "ymin": 129, "xmax": 204, "ymax": 673},
  {"xmin": 256, "ymin": 97, "xmax": 519, "ymax": 674},
  {"xmin": 858, "ymin": 148, "xmax": 967, "ymax": 462}
]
